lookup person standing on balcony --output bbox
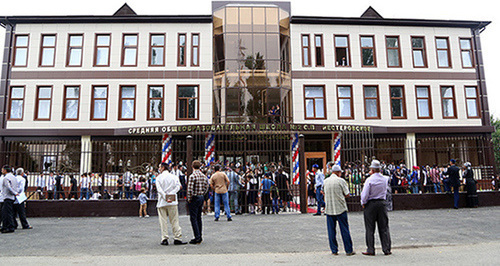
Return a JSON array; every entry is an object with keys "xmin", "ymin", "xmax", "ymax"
[
  {"xmin": 360, "ymin": 160, "xmax": 392, "ymax": 256},
  {"xmin": 443, "ymin": 159, "xmax": 461, "ymax": 209},
  {"xmin": 79, "ymin": 173, "xmax": 90, "ymax": 200},
  {"xmin": 313, "ymin": 164, "xmax": 325, "ymax": 216},
  {"xmin": 323, "ymin": 164, "xmax": 355, "ymax": 256},
  {"xmin": 156, "ymin": 162, "xmax": 187, "ymax": 246}
]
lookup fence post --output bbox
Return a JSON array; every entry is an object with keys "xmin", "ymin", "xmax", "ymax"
[
  {"xmin": 299, "ymin": 134, "xmax": 307, "ymax": 214},
  {"xmin": 186, "ymin": 135, "xmax": 193, "ymax": 177}
]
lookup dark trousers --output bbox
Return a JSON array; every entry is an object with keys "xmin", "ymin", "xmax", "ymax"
[
  {"xmin": 55, "ymin": 186, "xmax": 65, "ymax": 199},
  {"xmin": 327, "ymin": 212, "xmax": 353, "ymax": 254},
  {"xmin": 261, "ymin": 193, "xmax": 271, "ymax": 214},
  {"xmin": 47, "ymin": 190, "xmax": 54, "ymax": 200},
  {"xmin": 453, "ymin": 185, "xmax": 460, "ymax": 208},
  {"xmin": 316, "ymin": 187, "xmax": 325, "ymax": 214},
  {"xmin": 189, "ymin": 195, "xmax": 205, "ymax": 241},
  {"xmin": 364, "ymin": 200, "xmax": 391, "ymax": 254},
  {"xmin": 13, "ymin": 203, "xmax": 30, "ymax": 229},
  {"xmin": 68, "ymin": 189, "xmax": 78, "ymax": 199},
  {"xmin": 1, "ymin": 199, "xmax": 16, "ymax": 231}
]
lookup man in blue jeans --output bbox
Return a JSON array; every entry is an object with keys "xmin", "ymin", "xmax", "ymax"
[
  {"xmin": 313, "ymin": 164, "xmax": 325, "ymax": 216},
  {"xmin": 209, "ymin": 165, "xmax": 232, "ymax": 221},
  {"xmin": 323, "ymin": 165, "xmax": 355, "ymax": 256}
]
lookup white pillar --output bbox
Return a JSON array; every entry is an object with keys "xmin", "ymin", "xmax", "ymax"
[
  {"xmin": 405, "ymin": 133, "xmax": 417, "ymax": 167},
  {"xmin": 80, "ymin": 135, "xmax": 92, "ymax": 174}
]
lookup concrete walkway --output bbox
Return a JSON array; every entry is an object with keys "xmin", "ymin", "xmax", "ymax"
[{"xmin": 1, "ymin": 207, "xmax": 499, "ymax": 265}]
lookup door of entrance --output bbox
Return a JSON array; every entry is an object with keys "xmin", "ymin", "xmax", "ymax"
[{"xmin": 304, "ymin": 152, "xmax": 327, "ymax": 174}]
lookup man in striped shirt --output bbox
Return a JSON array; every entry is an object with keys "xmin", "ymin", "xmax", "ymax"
[{"xmin": 187, "ymin": 160, "xmax": 209, "ymax": 244}]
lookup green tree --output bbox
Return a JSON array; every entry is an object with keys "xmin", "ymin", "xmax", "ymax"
[{"xmin": 492, "ymin": 115, "xmax": 500, "ymax": 171}]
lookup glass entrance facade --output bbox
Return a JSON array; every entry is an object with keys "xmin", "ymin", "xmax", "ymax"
[{"xmin": 213, "ymin": 3, "xmax": 291, "ymax": 123}]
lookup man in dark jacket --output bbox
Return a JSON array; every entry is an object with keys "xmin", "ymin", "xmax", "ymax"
[
  {"xmin": 55, "ymin": 173, "xmax": 65, "ymax": 200},
  {"xmin": 443, "ymin": 159, "xmax": 461, "ymax": 209},
  {"xmin": 68, "ymin": 175, "xmax": 78, "ymax": 200}
]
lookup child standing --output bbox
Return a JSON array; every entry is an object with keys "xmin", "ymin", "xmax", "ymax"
[{"xmin": 138, "ymin": 188, "xmax": 149, "ymax": 218}]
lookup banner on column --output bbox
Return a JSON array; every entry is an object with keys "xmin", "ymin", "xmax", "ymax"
[
  {"xmin": 291, "ymin": 133, "xmax": 300, "ymax": 185},
  {"xmin": 162, "ymin": 134, "xmax": 172, "ymax": 164},
  {"xmin": 333, "ymin": 132, "xmax": 342, "ymax": 166},
  {"xmin": 204, "ymin": 134, "xmax": 215, "ymax": 167}
]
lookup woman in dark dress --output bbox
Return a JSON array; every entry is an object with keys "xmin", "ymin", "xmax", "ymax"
[
  {"xmin": 463, "ymin": 162, "xmax": 478, "ymax": 208},
  {"xmin": 246, "ymin": 170, "xmax": 259, "ymax": 214}
]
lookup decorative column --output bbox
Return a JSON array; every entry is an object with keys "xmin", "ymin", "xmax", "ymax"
[
  {"xmin": 291, "ymin": 133, "xmax": 300, "ymax": 184},
  {"xmin": 299, "ymin": 134, "xmax": 307, "ymax": 214},
  {"xmin": 80, "ymin": 135, "xmax": 92, "ymax": 174},
  {"xmin": 162, "ymin": 134, "xmax": 173, "ymax": 164},
  {"xmin": 204, "ymin": 134, "xmax": 215, "ymax": 167},
  {"xmin": 186, "ymin": 135, "xmax": 193, "ymax": 177},
  {"xmin": 405, "ymin": 133, "xmax": 417, "ymax": 167},
  {"xmin": 333, "ymin": 132, "xmax": 342, "ymax": 166}
]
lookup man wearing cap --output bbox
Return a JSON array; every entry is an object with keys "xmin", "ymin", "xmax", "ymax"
[
  {"xmin": 323, "ymin": 164, "xmax": 355, "ymax": 256},
  {"xmin": 443, "ymin": 159, "xmax": 461, "ymax": 209},
  {"xmin": 313, "ymin": 164, "xmax": 325, "ymax": 216},
  {"xmin": 360, "ymin": 159, "xmax": 392, "ymax": 256}
]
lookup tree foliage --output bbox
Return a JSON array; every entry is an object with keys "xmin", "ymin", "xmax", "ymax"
[{"xmin": 492, "ymin": 115, "xmax": 500, "ymax": 171}]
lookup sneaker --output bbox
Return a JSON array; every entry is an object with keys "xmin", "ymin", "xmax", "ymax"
[
  {"xmin": 313, "ymin": 213, "xmax": 322, "ymax": 216},
  {"xmin": 160, "ymin": 239, "xmax": 169, "ymax": 246},
  {"xmin": 228, "ymin": 218, "xmax": 232, "ymax": 221},
  {"xmin": 214, "ymin": 218, "xmax": 219, "ymax": 221},
  {"xmin": 346, "ymin": 252, "xmax": 356, "ymax": 256},
  {"xmin": 189, "ymin": 238, "xmax": 202, "ymax": 244},
  {"xmin": 145, "ymin": 215, "xmax": 150, "ymax": 218}
]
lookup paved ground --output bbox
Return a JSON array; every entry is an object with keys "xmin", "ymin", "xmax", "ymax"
[{"xmin": 1, "ymin": 207, "xmax": 499, "ymax": 265}]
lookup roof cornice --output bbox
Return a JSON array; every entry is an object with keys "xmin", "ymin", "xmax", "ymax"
[
  {"xmin": 0, "ymin": 15, "xmax": 213, "ymax": 24},
  {"xmin": 291, "ymin": 16, "xmax": 491, "ymax": 30}
]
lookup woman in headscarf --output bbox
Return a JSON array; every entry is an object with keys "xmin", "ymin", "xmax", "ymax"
[{"xmin": 463, "ymin": 162, "xmax": 478, "ymax": 208}]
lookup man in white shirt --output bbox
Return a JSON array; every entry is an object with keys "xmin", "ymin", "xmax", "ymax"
[
  {"xmin": 323, "ymin": 165, "xmax": 354, "ymax": 256},
  {"xmin": 46, "ymin": 172, "xmax": 55, "ymax": 200},
  {"xmin": 79, "ymin": 173, "xmax": 90, "ymax": 200},
  {"xmin": 13, "ymin": 168, "xmax": 32, "ymax": 229},
  {"xmin": 156, "ymin": 162, "xmax": 187, "ymax": 246},
  {"xmin": 36, "ymin": 174, "xmax": 46, "ymax": 199}
]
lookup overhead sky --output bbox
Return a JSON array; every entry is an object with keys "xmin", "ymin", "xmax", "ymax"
[{"xmin": 1, "ymin": 0, "xmax": 498, "ymax": 118}]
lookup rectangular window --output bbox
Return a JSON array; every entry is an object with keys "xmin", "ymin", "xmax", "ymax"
[
  {"xmin": 94, "ymin": 34, "xmax": 111, "ymax": 66},
  {"xmin": 149, "ymin": 34, "xmax": 165, "ymax": 66},
  {"xmin": 334, "ymin": 35, "xmax": 350, "ymax": 67},
  {"xmin": 13, "ymin": 35, "xmax": 29, "ymax": 67},
  {"xmin": 35, "ymin": 86, "xmax": 52, "ymax": 120},
  {"xmin": 390, "ymin": 85, "xmax": 406, "ymax": 119},
  {"xmin": 436, "ymin": 37, "xmax": 451, "ymax": 68},
  {"xmin": 460, "ymin": 38, "xmax": 474, "ymax": 68},
  {"xmin": 360, "ymin": 35, "xmax": 376, "ymax": 67},
  {"xmin": 301, "ymin": 34, "xmax": 311, "ymax": 67},
  {"xmin": 411, "ymin": 36, "xmax": 427, "ymax": 68},
  {"xmin": 39, "ymin": 34, "xmax": 56, "ymax": 67},
  {"xmin": 416, "ymin": 86, "xmax": 432, "ymax": 119},
  {"xmin": 465, "ymin": 86, "xmax": 480, "ymax": 118},
  {"xmin": 119, "ymin": 85, "xmax": 136, "ymax": 120},
  {"xmin": 91, "ymin": 85, "xmax": 108, "ymax": 120},
  {"xmin": 66, "ymin": 34, "xmax": 83, "ymax": 67},
  {"xmin": 314, "ymin": 34, "xmax": 324, "ymax": 67},
  {"xmin": 177, "ymin": 33, "xmax": 187, "ymax": 66},
  {"xmin": 441, "ymin": 86, "xmax": 456, "ymax": 118},
  {"xmin": 122, "ymin": 34, "xmax": 138, "ymax": 66},
  {"xmin": 191, "ymin": 33, "xmax": 200, "ymax": 66},
  {"xmin": 337, "ymin": 85, "xmax": 353, "ymax": 119},
  {"xmin": 8, "ymin": 86, "xmax": 24, "ymax": 120},
  {"xmin": 386, "ymin": 36, "xmax": 401, "ymax": 67},
  {"xmin": 364, "ymin": 85, "xmax": 380, "ymax": 119},
  {"xmin": 177, "ymin": 85, "xmax": 199, "ymax": 120},
  {"xmin": 304, "ymin": 85, "xmax": 326, "ymax": 119},
  {"xmin": 148, "ymin": 85, "xmax": 164, "ymax": 120},
  {"xmin": 63, "ymin": 86, "xmax": 80, "ymax": 120}
]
